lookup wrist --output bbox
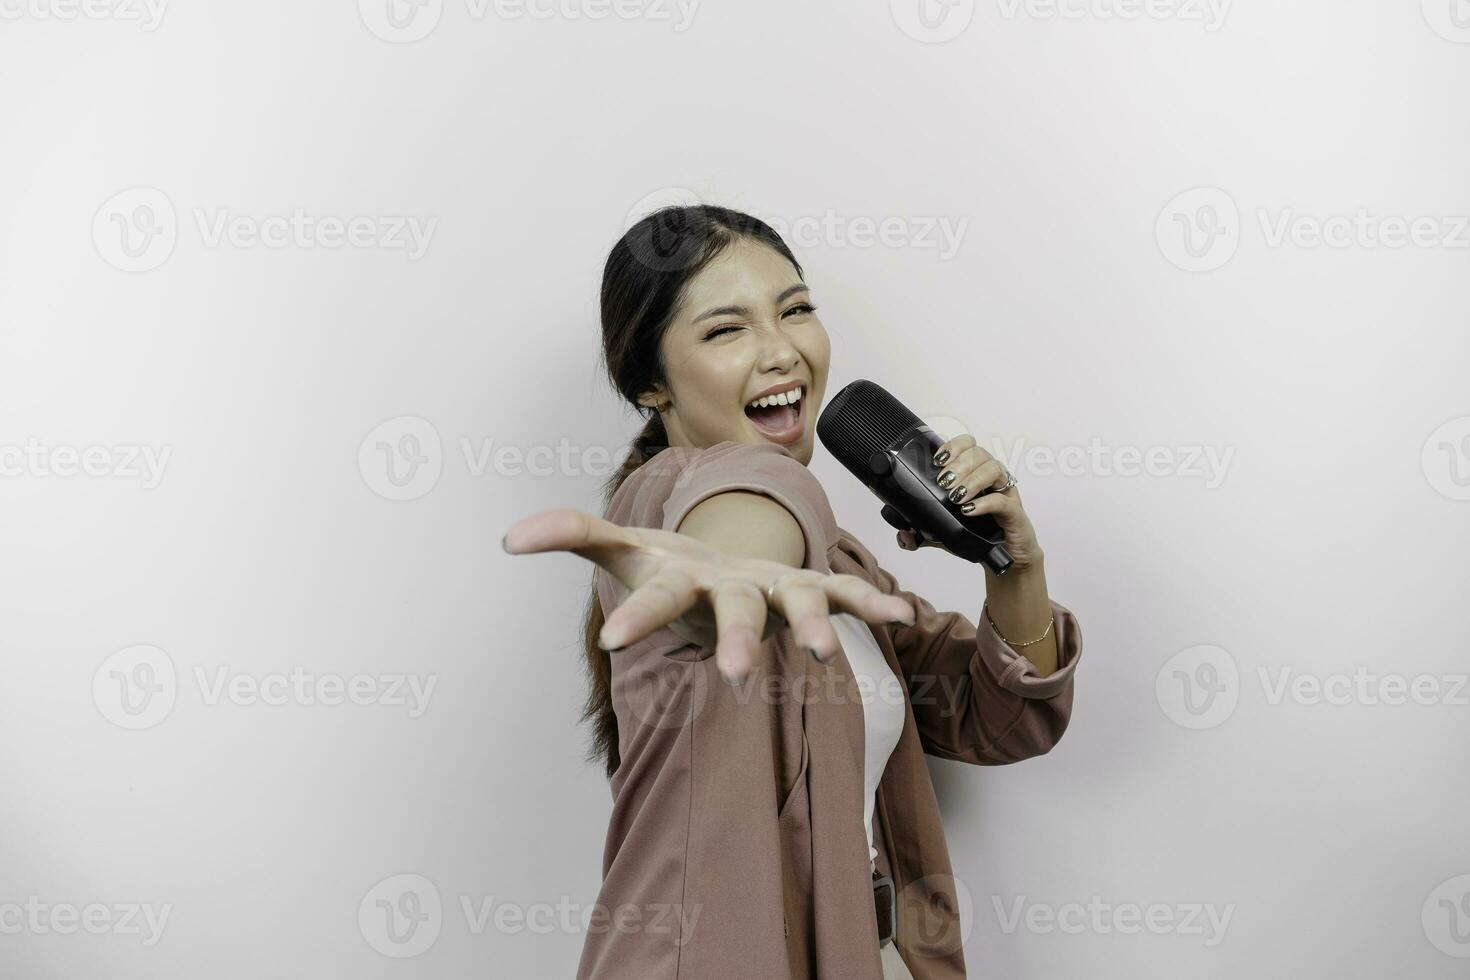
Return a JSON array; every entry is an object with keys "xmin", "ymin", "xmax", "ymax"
[{"xmin": 986, "ymin": 548, "xmax": 1044, "ymax": 584}]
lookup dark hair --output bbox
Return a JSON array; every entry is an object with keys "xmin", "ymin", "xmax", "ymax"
[{"xmin": 579, "ymin": 204, "xmax": 806, "ymax": 779}]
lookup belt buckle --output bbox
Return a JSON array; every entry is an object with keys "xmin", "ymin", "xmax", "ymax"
[{"xmin": 872, "ymin": 872, "xmax": 895, "ymax": 948}]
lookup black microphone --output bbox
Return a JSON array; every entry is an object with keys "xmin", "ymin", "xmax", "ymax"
[{"xmin": 816, "ymin": 379, "xmax": 1013, "ymax": 575}]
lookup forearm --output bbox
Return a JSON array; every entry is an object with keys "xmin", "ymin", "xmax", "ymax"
[{"xmin": 981, "ymin": 552, "xmax": 1058, "ymax": 676}]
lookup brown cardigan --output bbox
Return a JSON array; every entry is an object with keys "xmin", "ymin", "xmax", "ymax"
[{"xmin": 577, "ymin": 440, "xmax": 1083, "ymax": 980}]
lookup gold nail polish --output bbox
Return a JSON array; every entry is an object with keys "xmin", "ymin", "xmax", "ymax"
[
  {"xmin": 948, "ymin": 486, "xmax": 965, "ymax": 503},
  {"xmin": 938, "ymin": 470, "xmax": 955, "ymax": 488},
  {"xmin": 933, "ymin": 449, "xmax": 950, "ymax": 467}
]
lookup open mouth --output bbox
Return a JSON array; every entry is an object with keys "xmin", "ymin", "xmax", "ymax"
[{"xmin": 743, "ymin": 388, "xmax": 805, "ymax": 443}]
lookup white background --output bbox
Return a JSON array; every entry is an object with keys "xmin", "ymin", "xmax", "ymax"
[{"xmin": 1, "ymin": 0, "xmax": 1468, "ymax": 977}]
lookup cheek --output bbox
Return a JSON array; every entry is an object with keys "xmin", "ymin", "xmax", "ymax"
[{"xmin": 802, "ymin": 323, "xmax": 832, "ymax": 370}]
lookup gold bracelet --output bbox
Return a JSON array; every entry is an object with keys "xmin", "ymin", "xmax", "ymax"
[{"xmin": 983, "ymin": 600, "xmax": 1054, "ymax": 648}]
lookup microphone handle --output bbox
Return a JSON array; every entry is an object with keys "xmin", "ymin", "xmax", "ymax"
[{"xmin": 869, "ymin": 425, "xmax": 1013, "ymax": 574}]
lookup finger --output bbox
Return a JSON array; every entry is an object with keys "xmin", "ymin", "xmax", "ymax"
[
  {"xmin": 768, "ymin": 576, "xmax": 843, "ymax": 663},
  {"xmin": 822, "ymin": 574, "xmax": 916, "ymax": 628},
  {"xmin": 957, "ymin": 488, "xmax": 1020, "ymax": 519},
  {"xmin": 709, "ymin": 579, "xmax": 769, "ymax": 686},
  {"xmin": 936, "ymin": 440, "xmax": 991, "ymax": 489},
  {"xmin": 502, "ymin": 508, "xmax": 630, "ymax": 563},
  {"xmin": 933, "ymin": 433, "xmax": 975, "ymax": 468},
  {"xmin": 599, "ymin": 567, "xmax": 699, "ymax": 651},
  {"xmin": 945, "ymin": 458, "xmax": 1007, "ymax": 507}
]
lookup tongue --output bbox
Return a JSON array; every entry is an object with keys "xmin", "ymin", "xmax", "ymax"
[{"xmin": 745, "ymin": 402, "xmax": 797, "ymax": 432}]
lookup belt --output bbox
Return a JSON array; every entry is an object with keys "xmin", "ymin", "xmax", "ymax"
[{"xmin": 873, "ymin": 870, "xmax": 895, "ymax": 948}]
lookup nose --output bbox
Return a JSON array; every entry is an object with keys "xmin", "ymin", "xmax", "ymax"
[{"xmin": 753, "ymin": 322, "xmax": 802, "ymax": 373}]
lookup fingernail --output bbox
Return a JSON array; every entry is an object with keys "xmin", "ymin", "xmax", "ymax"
[
  {"xmin": 501, "ymin": 533, "xmax": 510, "ymax": 552},
  {"xmin": 937, "ymin": 470, "xmax": 955, "ymax": 488},
  {"xmin": 807, "ymin": 647, "xmax": 827, "ymax": 663},
  {"xmin": 933, "ymin": 449, "xmax": 950, "ymax": 467},
  {"xmin": 724, "ymin": 672, "xmax": 746, "ymax": 687},
  {"xmin": 960, "ymin": 502, "xmax": 976, "ymax": 514},
  {"xmin": 948, "ymin": 486, "xmax": 966, "ymax": 503}
]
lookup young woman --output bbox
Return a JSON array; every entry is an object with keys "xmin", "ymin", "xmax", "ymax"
[{"xmin": 503, "ymin": 205, "xmax": 1084, "ymax": 980}]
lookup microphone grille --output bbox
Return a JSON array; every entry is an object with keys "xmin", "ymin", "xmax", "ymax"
[{"xmin": 816, "ymin": 379, "xmax": 922, "ymax": 469}]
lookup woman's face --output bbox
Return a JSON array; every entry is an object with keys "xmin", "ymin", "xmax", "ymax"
[{"xmin": 639, "ymin": 238, "xmax": 831, "ymax": 465}]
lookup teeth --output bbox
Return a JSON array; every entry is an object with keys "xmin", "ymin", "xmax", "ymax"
[{"xmin": 746, "ymin": 386, "xmax": 803, "ymax": 409}]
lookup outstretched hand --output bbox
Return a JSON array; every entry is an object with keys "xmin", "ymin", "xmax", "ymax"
[{"xmin": 503, "ymin": 507, "xmax": 916, "ymax": 685}]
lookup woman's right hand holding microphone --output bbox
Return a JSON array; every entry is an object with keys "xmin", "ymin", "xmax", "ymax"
[{"xmin": 502, "ymin": 507, "xmax": 916, "ymax": 686}]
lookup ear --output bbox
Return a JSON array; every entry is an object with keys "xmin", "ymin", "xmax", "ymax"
[{"xmin": 636, "ymin": 385, "xmax": 668, "ymax": 411}]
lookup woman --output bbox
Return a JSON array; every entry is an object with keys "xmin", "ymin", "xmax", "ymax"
[{"xmin": 502, "ymin": 205, "xmax": 1083, "ymax": 979}]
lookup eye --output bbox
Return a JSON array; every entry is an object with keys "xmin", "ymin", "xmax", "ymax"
[{"xmin": 702, "ymin": 304, "xmax": 817, "ymax": 341}]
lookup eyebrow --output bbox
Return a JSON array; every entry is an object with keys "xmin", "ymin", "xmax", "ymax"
[{"xmin": 691, "ymin": 284, "xmax": 810, "ymax": 325}]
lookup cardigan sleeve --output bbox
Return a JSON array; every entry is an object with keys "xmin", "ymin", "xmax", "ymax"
[{"xmin": 848, "ymin": 543, "xmax": 1083, "ymax": 765}]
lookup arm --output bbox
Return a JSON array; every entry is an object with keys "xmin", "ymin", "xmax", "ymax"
[
  {"xmin": 861, "ymin": 548, "xmax": 1083, "ymax": 766},
  {"xmin": 675, "ymin": 490, "xmax": 807, "ymax": 568},
  {"xmin": 981, "ymin": 555, "xmax": 1059, "ymax": 677}
]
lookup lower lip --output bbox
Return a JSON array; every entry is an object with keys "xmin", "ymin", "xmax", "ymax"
[{"xmin": 745, "ymin": 396, "xmax": 806, "ymax": 445}]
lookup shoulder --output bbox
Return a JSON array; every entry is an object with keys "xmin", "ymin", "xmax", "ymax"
[{"xmin": 607, "ymin": 440, "xmax": 842, "ymax": 574}]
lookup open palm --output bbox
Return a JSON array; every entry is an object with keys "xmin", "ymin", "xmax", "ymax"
[{"xmin": 503, "ymin": 507, "xmax": 916, "ymax": 685}]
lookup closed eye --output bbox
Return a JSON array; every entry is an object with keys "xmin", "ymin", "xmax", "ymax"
[{"xmin": 704, "ymin": 303, "xmax": 818, "ymax": 340}]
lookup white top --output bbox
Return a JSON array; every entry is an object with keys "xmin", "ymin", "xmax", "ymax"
[{"xmin": 830, "ymin": 611, "xmax": 907, "ymax": 874}]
